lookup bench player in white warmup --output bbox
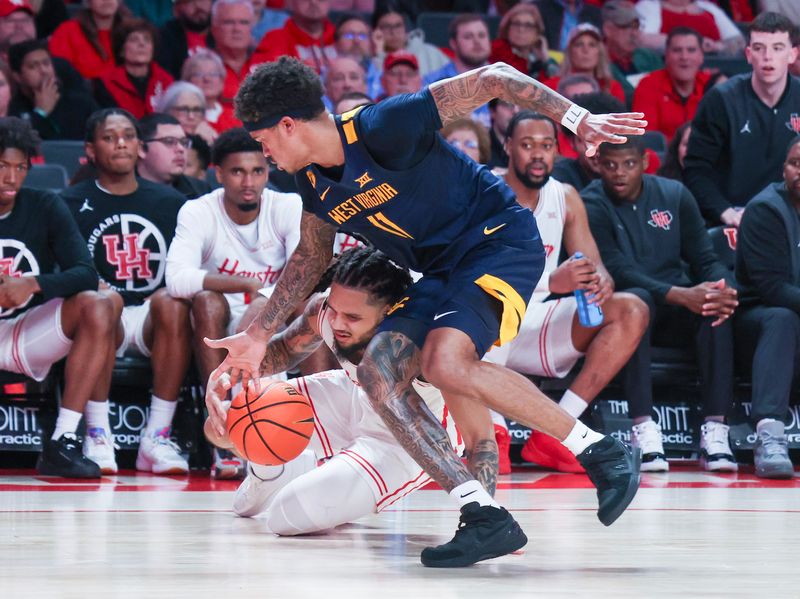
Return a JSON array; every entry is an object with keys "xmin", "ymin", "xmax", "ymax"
[
  {"xmin": 204, "ymin": 247, "xmax": 465, "ymax": 534},
  {"xmin": 485, "ymin": 111, "xmax": 648, "ymax": 472}
]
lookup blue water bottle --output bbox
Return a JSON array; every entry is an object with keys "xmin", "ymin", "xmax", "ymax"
[{"xmin": 573, "ymin": 252, "xmax": 604, "ymax": 327}]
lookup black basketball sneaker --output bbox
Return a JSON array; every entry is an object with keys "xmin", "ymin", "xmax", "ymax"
[
  {"xmin": 37, "ymin": 433, "xmax": 102, "ymax": 478},
  {"xmin": 420, "ymin": 502, "xmax": 528, "ymax": 568},
  {"xmin": 577, "ymin": 436, "xmax": 642, "ymax": 526}
]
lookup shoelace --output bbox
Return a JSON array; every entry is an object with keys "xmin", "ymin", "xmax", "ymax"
[
  {"xmin": 760, "ymin": 432, "xmax": 788, "ymax": 456},
  {"xmin": 152, "ymin": 434, "xmax": 183, "ymax": 455},
  {"xmin": 60, "ymin": 433, "xmax": 81, "ymax": 452}
]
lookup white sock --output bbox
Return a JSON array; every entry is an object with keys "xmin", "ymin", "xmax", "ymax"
[
  {"xmin": 144, "ymin": 395, "xmax": 177, "ymax": 436},
  {"xmin": 560, "ymin": 420, "xmax": 604, "ymax": 456},
  {"xmin": 52, "ymin": 407, "xmax": 83, "ymax": 440},
  {"xmin": 449, "ymin": 480, "xmax": 500, "ymax": 509},
  {"xmin": 559, "ymin": 389, "xmax": 589, "ymax": 419},
  {"xmin": 489, "ymin": 409, "xmax": 508, "ymax": 430},
  {"xmin": 84, "ymin": 400, "xmax": 111, "ymax": 433},
  {"xmin": 756, "ymin": 418, "xmax": 778, "ymax": 432}
]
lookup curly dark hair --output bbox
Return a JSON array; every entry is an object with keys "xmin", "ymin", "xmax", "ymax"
[
  {"xmin": 85, "ymin": 108, "xmax": 140, "ymax": 143},
  {"xmin": 0, "ymin": 116, "xmax": 41, "ymax": 162},
  {"xmin": 313, "ymin": 246, "xmax": 412, "ymax": 306},
  {"xmin": 211, "ymin": 127, "xmax": 263, "ymax": 166},
  {"xmin": 235, "ymin": 57, "xmax": 326, "ymax": 125}
]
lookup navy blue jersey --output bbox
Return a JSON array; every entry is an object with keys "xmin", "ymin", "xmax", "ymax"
[{"xmin": 295, "ymin": 89, "xmax": 539, "ymax": 274}]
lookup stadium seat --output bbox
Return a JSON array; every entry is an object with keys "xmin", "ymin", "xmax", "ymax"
[
  {"xmin": 641, "ymin": 130, "xmax": 667, "ymax": 153},
  {"xmin": 23, "ymin": 164, "xmax": 69, "ymax": 192},
  {"xmin": 702, "ymin": 56, "xmax": 751, "ymax": 76},
  {"xmin": 417, "ymin": 12, "xmax": 501, "ymax": 49},
  {"xmin": 40, "ymin": 140, "xmax": 86, "ymax": 180}
]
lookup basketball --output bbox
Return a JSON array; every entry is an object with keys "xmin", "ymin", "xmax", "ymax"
[{"xmin": 226, "ymin": 381, "xmax": 315, "ymax": 466}]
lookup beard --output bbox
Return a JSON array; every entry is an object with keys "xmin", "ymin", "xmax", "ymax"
[
  {"xmin": 514, "ymin": 161, "xmax": 550, "ymax": 189},
  {"xmin": 237, "ymin": 202, "xmax": 259, "ymax": 212},
  {"xmin": 333, "ymin": 336, "xmax": 371, "ymax": 364},
  {"xmin": 459, "ymin": 52, "xmax": 489, "ymax": 69},
  {"xmin": 181, "ymin": 14, "xmax": 211, "ymax": 32}
]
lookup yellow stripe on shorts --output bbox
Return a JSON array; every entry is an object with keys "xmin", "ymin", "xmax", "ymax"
[{"xmin": 474, "ymin": 274, "xmax": 527, "ymax": 347}]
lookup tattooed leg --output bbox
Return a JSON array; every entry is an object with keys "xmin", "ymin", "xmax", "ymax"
[
  {"xmin": 357, "ymin": 331, "xmax": 473, "ymax": 493},
  {"xmin": 442, "ymin": 391, "xmax": 498, "ymax": 496}
]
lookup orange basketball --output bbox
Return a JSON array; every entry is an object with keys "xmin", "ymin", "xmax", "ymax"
[{"xmin": 226, "ymin": 381, "xmax": 315, "ymax": 466}]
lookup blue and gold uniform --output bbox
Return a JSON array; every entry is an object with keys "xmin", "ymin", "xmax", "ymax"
[{"xmin": 296, "ymin": 89, "xmax": 545, "ymax": 356}]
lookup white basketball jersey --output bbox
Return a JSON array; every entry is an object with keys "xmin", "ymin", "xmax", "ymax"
[
  {"xmin": 530, "ymin": 177, "xmax": 567, "ymax": 304},
  {"xmin": 316, "ymin": 299, "xmax": 458, "ymax": 441},
  {"xmin": 166, "ymin": 188, "xmax": 303, "ymax": 311}
]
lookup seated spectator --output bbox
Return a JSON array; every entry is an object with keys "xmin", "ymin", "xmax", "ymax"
[
  {"xmin": 543, "ymin": 23, "xmax": 626, "ymax": 104},
  {"xmin": 489, "ymin": 4, "xmax": 558, "ymax": 80},
  {"xmin": 633, "ymin": 28, "xmax": 710, "ymax": 141},
  {"xmin": 165, "ymin": 128, "xmax": 302, "ymax": 478},
  {"xmin": 379, "ymin": 51, "xmax": 422, "ymax": 99},
  {"xmin": 735, "ymin": 138, "xmax": 800, "ymax": 479},
  {"xmin": 487, "ymin": 98, "xmax": 520, "ymax": 169},
  {"xmin": 584, "ymin": 138, "xmax": 738, "ymax": 473},
  {"xmin": 636, "ymin": 0, "xmax": 745, "ymax": 55},
  {"xmin": 157, "ymin": 81, "xmax": 218, "ymax": 145},
  {"xmin": 324, "ymin": 57, "xmax": 367, "ymax": 110},
  {"xmin": 95, "ymin": 19, "xmax": 175, "ymax": 120},
  {"xmin": 7, "ymin": 40, "xmax": 98, "ymax": 140},
  {"xmin": 0, "ymin": 60, "xmax": 10, "ymax": 117},
  {"xmin": 536, "ymin": 0, "xmax": 602, "ymax": 51},
  {"xmin": 442, "ymin": 118, "xmax": 490, "ymax": 165},
  {"xmin": 254, "ymin": 0, "xmax": 336, "ymax": 72},
  {"xmin": 334, "ymin": 91, "xmax": 371, "ymax": 114},
  {"xmin": 61, "ymin": 108, "xmax": 192, "ymax": 477},
  {"xmin": 251, "ymin": 0, "xmax": 288, "ymax": 46},
  {"xmin": 211, "ymin": 0, "xmax": 264, "ymax": 116},
  {"xmin": 684, "ymin": 12, "xmax": 800, "ymax": 226},
  {"xmin": 334, "ymin": 15, "xmax": 381, "ymax": 99},
  {"xmin": 181, "ymin": 49, "xmax": 240, "ymax": 134},
  {"xmin": 423, "ymin": 14, "xmax": 492, "ymax": 128},
  {"xmin": 49, "ymin": 0, "xmax": 131, "ymax": 80},
  {"xmin": 371, "ymin": 6, "xmax": 449, "ymax": 78},
  {"xmin": 0, "ymin": 0, "xmax": 86, "ymax": 94},
  {"xmin": 0, "ymin": 116, "xmax": 114, "ymax": 479},
  {"xmin": 157, "ymin": 0, "xmax": 212, "ymax": 79},
  {"xmin": 656, "ymin": 122, "xmax": 692, "ymax": 182},
  {"xmin": 601, "ymin": 0, "xmax": 663, "ymax": 105},
  {"xmin": 484, "ymin": 112, "xmax": 648, "ymax": 474},
  {"xmin": 556, "ymin": 72, "xmax": 600, "ymax": 98},
  {"xmin": 184, "ymin": 132, "xmax": 211, "ymax": 179},
  {"xmin": 137, "ymin": 113, "xmax": 212, "ymax": 199}
]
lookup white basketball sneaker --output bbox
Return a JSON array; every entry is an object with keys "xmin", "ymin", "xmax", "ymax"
[
  {"xmin": 700, "ymin": 421, "xmax": 738, "ymax": 472},
  {"xmin": 136, "ymin": 427, "xmax": 189, "ymax": 475},
  {"xmin": 233, "ymin": 450, "xmax": 317, "ymax": 518},
  {"xmin": 631, "ymin": 420, "xmax": 669, "ymax": 472},
  {"xmin": 82, "ymin": 427, "xmax": 118, "ymax": 474}
]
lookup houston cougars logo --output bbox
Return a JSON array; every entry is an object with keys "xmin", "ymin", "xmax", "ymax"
[
  {"xmin": 647, "ymin": 209, "xmax": 673, "ymax": 231},
  {"xmin": 0, "ymin": 240, "xmax": 40, "ymax": 317}
]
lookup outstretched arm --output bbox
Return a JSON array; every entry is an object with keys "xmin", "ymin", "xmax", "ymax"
[
  {"xmin": 429, "ymin": 62, "xmax": 646, "ymax": 156},
  {"xmin": 205, "ymin": 210, "xmax": 337, "ymax": 386}
]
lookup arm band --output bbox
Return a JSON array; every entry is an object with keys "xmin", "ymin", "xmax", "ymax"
[{"xmin": 560, "ymin": 104, "xmax": 589, "ymax": 134}]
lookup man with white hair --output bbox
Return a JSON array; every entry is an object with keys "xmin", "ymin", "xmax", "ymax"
[
  {"xmin": 210, "ymin": 0, "xmax": 262, "ymax": 110},
  {"xmin": 323, "ymin": 57, "xmax": 367, "ymax": 110},
  {"xmin": 182, "ymin": 48, "xmax": 241, "ymax": 133}
]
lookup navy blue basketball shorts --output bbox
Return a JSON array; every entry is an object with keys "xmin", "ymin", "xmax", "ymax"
[{"xmin": 378, "ymin": 237, "xmax": 545, "ymax": 358}]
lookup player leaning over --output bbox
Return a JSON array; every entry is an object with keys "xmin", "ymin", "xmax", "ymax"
[{"xmin": 206, "ymin": 57, "xmax": 647, "ymax": 567}]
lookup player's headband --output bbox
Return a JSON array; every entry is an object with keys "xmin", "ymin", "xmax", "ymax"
[{"xmin": 242, "ymin": 108, "xmax": 319, "ymax": 132}]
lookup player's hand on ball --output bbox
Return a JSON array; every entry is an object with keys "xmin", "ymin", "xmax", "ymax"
[
  {"xmin": 205, "ymin": 372, "xmax": 233, "ymax": 438},
  {"xmin": 204, "ymin": 329, "xmax": 270, "ymax": 389},
  {"xmin": 577, "ymin": 112, "xmax": 647, "ymax": 157}
]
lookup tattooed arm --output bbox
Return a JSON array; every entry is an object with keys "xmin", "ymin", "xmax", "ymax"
[
  {"xmin": 205, "ymin": 210, "xmax": 337, "ymax": 387},
  {"xmin": 429, "ymin": 62, "xmax": 647, "ymax": 156},
  {"xmin": 260, "ymin": 294, "xmax": 326, "ymax": 376},
  {"xmin": 357, "ymin": 331, "xmax": 474, "ymax": 493}
]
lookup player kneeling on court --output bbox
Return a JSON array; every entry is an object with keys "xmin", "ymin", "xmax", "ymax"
[
  {"xmin": 484, "ymin": 111, "xmax": 649, "ymax": 473},
  {"xmin": 204, "ymin": 248, "xmax": 466, "ymax": 535},
  {"xmin": 0, "ymin": 117, "xmax": 118, "ymax": 478}
]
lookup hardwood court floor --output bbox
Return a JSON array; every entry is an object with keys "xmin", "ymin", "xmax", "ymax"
[{"xmin": 1, "ymin": 464, "xmax": 797, "ymax": 599}]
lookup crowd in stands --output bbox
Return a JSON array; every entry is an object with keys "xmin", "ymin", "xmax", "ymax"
[{"xmin": 1, "ymin": 0, "xmax": 799, "ymax": 482}]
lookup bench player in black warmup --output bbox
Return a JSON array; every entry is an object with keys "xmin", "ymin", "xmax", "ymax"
[{"xmin": 205, "ymin": 57, "xmax": 647, "ymax": 567}]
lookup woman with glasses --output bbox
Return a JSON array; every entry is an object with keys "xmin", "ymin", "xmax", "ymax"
[
  {"xmin": 441, "ymin": 119, "xmax": 491, "ymax": 165},
  {"xmin": 94, "ymin": 19, "xmax": 175, "ymax": 119},
  {"xmin": 181, "ymin": 49, "xmax": 241, "ymax": 135},
  {"xmin": 370, "ymin": 6, "xmax": 449, "ymax": 78},
  {"xmin": 157, "ymin": 80, "xmax": 218, "ymax": 145},
  {"xmin": 489, "ymin": 4, "xmax": 558, "ymax": 80},
  {"xmin": 49, "ymin": 0, "xmax": 132, "ymax": 79}
]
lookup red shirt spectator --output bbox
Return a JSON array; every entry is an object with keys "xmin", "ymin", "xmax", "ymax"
[
  {"xmin": 181, "ymin": 48, "xmax": 241, "ymax": 134},
  {"xmin": 49, "ymin": 0, "xmax": 131, "ymax": 80},
  {"xmin": 489, "ymin": 4, "xmax": 554, "ymax": 79},
  {"xmin": 632, "ymin": 27, "xmax": 710, "ymax": 140}
]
